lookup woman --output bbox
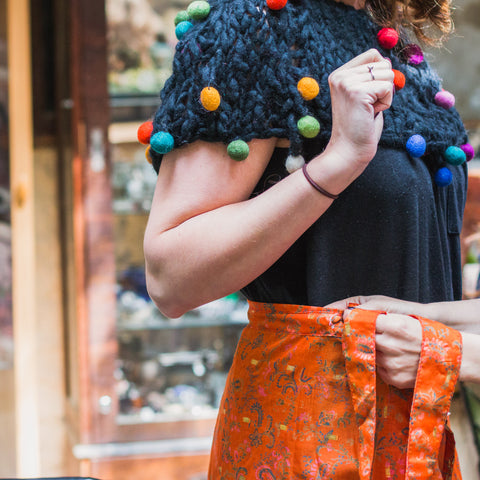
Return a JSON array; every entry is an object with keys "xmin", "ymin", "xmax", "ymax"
[
  {"xmin": 141, "ymin": 0, "xmax": 471, "ymax": 477},
  {"xmin": 328, "ymin": 295, "xmax": 480, "ymax": 388}
]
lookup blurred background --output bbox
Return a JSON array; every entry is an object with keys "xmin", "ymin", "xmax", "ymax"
[{"xmin": 0, "ymin": 0, "xmax": 479, "ymax": 478}]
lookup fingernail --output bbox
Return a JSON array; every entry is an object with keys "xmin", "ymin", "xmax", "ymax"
[{"xmin": 384, "ymin": 56, "xmax": 392, "ymax": 64}]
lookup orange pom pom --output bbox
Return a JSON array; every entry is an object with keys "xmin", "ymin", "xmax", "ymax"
[
  {"xmin": 393, "ymin": 69, "xmax": 406, "ymax": 90},
  {"xmin": 200, "ymin": 86, "xmax": 221, "ymax": 111},
  {"xmin": 145, "ymin": 145, "xmax": 152, "ymax": 164},
  {"xmin": 137, "ymin": 121, "xmax": 153, "ymax": 145},
  {"xmin": 297, "ymin": 77, "xmax": 320, "ymax": 101}
]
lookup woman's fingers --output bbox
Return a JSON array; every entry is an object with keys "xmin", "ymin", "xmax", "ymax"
[
  {"xmin": 336, "ymin": 48, "xmax": 386, "ymax": 70},
  {"xmin": 343, "ymin": 60, "xmax": 395, "ymax": 82},
  {"xmin": 374, "ymin": 314, "xmax": 422, "ymax": 389}
]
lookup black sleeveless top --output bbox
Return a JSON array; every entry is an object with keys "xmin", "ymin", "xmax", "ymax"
[{"xmin": 241, "ymin": 141, "xmax": 467, "ymax": 306}]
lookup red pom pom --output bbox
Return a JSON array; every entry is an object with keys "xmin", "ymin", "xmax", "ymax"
[
  {"xmin": 137, "ymin": 121, "xmax": 154, "ymax": 145},
  {"xmin": 377, "ymin": 28, "xmax": 399, "ymax": 49},
  {"xmin": 393, "ymin": 69, "xmax": 406, "ymax": 90},
  {"xmin": 266, "ymin": 0, "xmax": 287, "ymax": 9}
]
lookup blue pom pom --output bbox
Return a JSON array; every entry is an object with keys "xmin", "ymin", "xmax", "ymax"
[
  {"xmin": 434, "ymin": 167, "xmax": 453, "ymax": 187},
  {"xmin": 406, "ymin": 134, "xmax": 426, "ymax": 158},
  {"xmin": 443, "ymin": 146, "xmax": 466, "ymax": 166},
  {"xmin": 175, "ymin": 21, "xmax": 193, "ymax": 40},
  {"xmin": 150, "ymin": 131, "xmax": 174, "ymax": 154}
]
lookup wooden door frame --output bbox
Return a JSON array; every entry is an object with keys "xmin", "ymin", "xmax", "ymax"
[
  {"xmin": 7, "ymin": 0, "xmax": 40, "ymax": 474},
  {"xmin": 68, "ymin": 0, "xmax": 119, "ymax": 445}
]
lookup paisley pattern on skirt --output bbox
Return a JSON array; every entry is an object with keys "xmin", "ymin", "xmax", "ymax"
[{"xmin": 208, "ymin": 302, "xmax": 463, "ymax": 479}]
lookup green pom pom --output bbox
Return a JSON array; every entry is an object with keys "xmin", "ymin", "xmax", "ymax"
[
  {"xmin": 297, "ymin": 116, "xmax": 320, "ymax": 138},
  {"xmin": 174, "ymin": 10, "xmax": 190, "ymax": 26},
  {"xmin": 227, "ymin": 140, "xmax": 249, "ymax": 161},
  {"xmin": 187, "ymin": 0, "xmax": 211, "ymax": 20},
  {"xmin": 443, "ymin": 145, "xmax": 466, "ymax": 166}
]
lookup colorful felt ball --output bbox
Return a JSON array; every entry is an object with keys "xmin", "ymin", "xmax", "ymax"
[
  {"xmin": 434, "ymin": 90, "xmax": 455, "ymax": 109},
  {"xmin": 187, "ymin": 1, "xmax": 211, "ymax": 20},
  {"xmin": 393, "ymin": 69, "xmax": 406, "ymax": 90},
  {"xmin": 145, "ymin": 145, "xmax": 152, "ymax": 164},
  {"xmin": 444, "ymin": 145, "xmax": 466, "ymax": 166},
  {"xmin": 434, "ymin": 167, "xmax": 453, "ymax": 187},
  {"xmin": 460, "ymin": 143, "xmax": 475, "ymax": 162},
  {"xmin": 404, "ymin": 44, "xmax": 424, "ymax": 65},
  {"xmin": 297, "ymin": 116, "xmax": 320, "ymax": 138},
  {"xmin": 200, "ymin": 86, "xmax": 221, "ymax": 111},
  {"xmin": 297, "ymin": 77, "xmax": 320, "ymax": 101},
  {"xmin": 150, "ymin": 131, "xmax": 175, "ymax": 154},
  {"xmin": 267, "ymin": 0, "xmax": 288, "ymax": 10},
  {"xmin": 406, "ymin": 134, "xmax": 426, "ymax": 157},
  {"xmin": 174, "ymin": 10, "xmax": 190, "ymax": 26},
  {"xmin": 175, "ymin": 21, "xmax": 193, "ymax": 40},
  {"xmin": 285, "ymin": 155, "xmax": 305, "ymax": 173},
  {"xmin": 377, "ymin": 28, "xmax": 399, "ymax": 49},
  {"xmin": 227, "ymin": 140, "xmax": 249, "ymax": 161},
  {"xmin": 137, "ymin": 120, "xmax": 154, "ymax": 145}
]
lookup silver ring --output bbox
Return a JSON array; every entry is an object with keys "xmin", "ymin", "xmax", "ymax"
[{"xmin": 367, "ymin": 65, "xmax": 375, "ymax": 81}]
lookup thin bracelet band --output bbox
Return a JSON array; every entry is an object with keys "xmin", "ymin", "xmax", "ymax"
[{"xmin": 302, "ymin": 163, "xmax": 340, "ymax": 200}]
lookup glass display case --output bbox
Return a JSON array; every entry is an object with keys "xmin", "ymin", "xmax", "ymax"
[{"xmin": 105, "ymin": 0, "xmax": 249, "ymax": 440}]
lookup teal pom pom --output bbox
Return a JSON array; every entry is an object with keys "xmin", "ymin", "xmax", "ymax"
[
  {"xmin": 187, "ymin": 1, "xmax": 211, "ymax": 20},
  {"xmin": 174, "ymin": 10, "xmax": 190, "ymax": 26},
  {"xmin": 434, "ymin": 167, "xmax": 453, "ymax": 187},
  {"xmin": 297, "ymin": 116, "xmax": 320, "ymax": 138},
  {"xmin": 175, "ymin": 21, "xmax": 193, "ymax": 40},
  {"xmin": 227, "ymin": 140, "xmax": 249, "ymax": 161},
  {"xmin": 150, "ymin": 131, "xmax": 174, "ymax": 154},
  {"xmin": 443, "ymin": 145, "xmax": 466, "ymax": 166},
  {"xmin": 406, "ymin": 134, "xmax": 426, "ymax": 158}
]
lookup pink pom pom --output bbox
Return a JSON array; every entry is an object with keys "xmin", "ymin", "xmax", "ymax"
[
  {"xmin": 434, "ymin": 90, "xmax": 455, "ymax": 109},
  {"xmin": 460, "ymin": 143, "xmax": 475, "ymax": 161}
]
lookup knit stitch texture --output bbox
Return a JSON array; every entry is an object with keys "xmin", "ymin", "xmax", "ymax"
[{"xmin": 150, "ymin": 0, "xmax": 468, "ymax": 171}]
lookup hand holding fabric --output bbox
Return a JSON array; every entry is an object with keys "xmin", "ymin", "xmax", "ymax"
[{"xmin": 375, "ymin": 313, "xmax": 422, "ymax": 389}]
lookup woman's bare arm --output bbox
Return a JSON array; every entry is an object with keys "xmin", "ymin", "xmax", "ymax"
[{"xmin": 144, "ymin": 49, "xmax": 394, "ymax": 318}]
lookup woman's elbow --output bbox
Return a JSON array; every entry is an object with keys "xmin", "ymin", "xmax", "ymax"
[
  {"xmin": 143, "ymin": 241, "xmax": 188, "ymax": 318},
  {"xmin": 145, "ymin": 267, "xmax": 189, "ymax": 319}
]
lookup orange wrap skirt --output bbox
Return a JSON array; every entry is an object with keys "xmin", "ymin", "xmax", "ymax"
[{"xmin": 209, "ymin": 302, "xmax": 463, "ymax": 479}]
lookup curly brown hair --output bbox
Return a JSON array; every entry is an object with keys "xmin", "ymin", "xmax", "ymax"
[{"xmin": 365, "ymin": 0, "xmax": 454, "ymax": 46}]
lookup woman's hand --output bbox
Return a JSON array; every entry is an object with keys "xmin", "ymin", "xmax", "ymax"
[
  {"xmin": 307, "ymin": 49, "xmax": 394, "ymax": 195},
  {"xmin": 326, "ymin": 49, "xmax": 394, "ymax": 167},
  {"xmin": 326, "ymin": 295, "xmax": 424, "ymax": 389},
  {"xmin": 375, "ymin": 314, "xmax": 422, "ymax": 389}
]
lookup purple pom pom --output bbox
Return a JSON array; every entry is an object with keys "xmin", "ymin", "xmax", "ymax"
[
  {"xmin": 460, "ymin": 143, "xmax": 475, "ymax": 162},
  {"xmin": 434, "ymin": 90, "xmax": 455, "ymax": 109},
  {"xmin": 405, "ymin": 44, "xmax": 424, "ymax": 65}
]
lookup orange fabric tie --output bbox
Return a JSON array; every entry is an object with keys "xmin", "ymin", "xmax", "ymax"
[{"xmin": 343, "ymin": 307, "xmax": 462, "ymax": 480}]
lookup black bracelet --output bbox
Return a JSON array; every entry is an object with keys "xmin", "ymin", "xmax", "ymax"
[{"xmin": 302, "ymin": 163, "xmax": 340, "ymax": 200}]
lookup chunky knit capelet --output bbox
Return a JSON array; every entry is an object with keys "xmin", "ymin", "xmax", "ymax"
[{"xmin": 148, "ymin": 0, "xmax": 469, "ymax": 173}]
